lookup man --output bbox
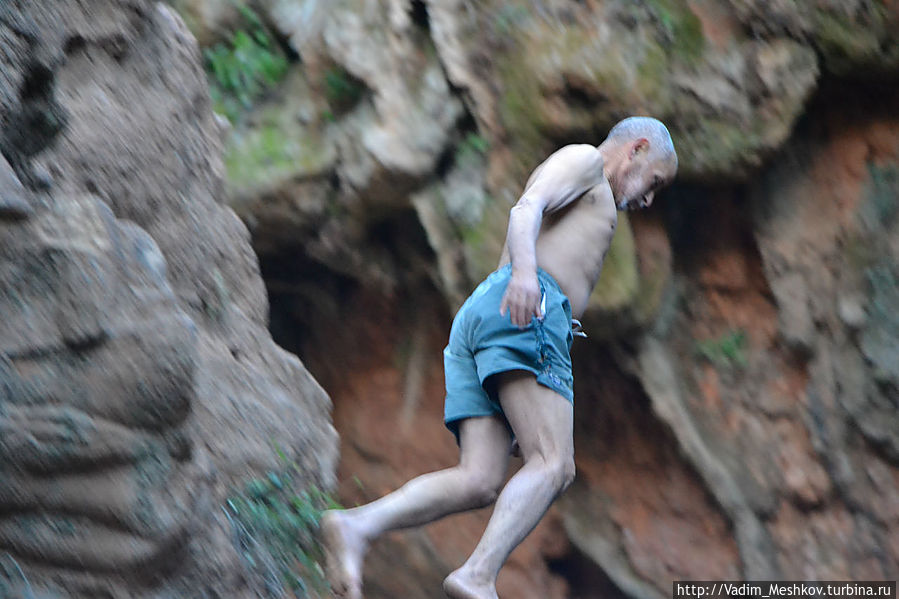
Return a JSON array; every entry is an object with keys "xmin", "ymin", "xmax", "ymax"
[{"xmin": 321, "ymin": 116, "xmax": 678, "ymax": 599}]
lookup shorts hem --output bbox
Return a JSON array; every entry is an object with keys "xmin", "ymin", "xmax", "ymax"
[
  {"xmin": 444, "ymin": 409, "xmax": 504, "ymax": 445},
  {"xmin": 479, "ymin": 364, "xmax": 574, "ymax": 404}
]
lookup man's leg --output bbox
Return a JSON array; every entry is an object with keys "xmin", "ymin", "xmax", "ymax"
[
  {"xmin": 321, "ymin": 415, "xmax": 512, "ymax": 599},
  {"xmin": 443, "ymin": 371, "xmax": 575, "ymax": 599}
]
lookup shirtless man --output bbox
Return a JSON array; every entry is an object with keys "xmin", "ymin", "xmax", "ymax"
[{"xmin": 321, "ymin": 116, "xmax": 678, "ymax": 599}]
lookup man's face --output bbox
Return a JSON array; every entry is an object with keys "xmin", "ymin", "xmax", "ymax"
[{"xmin": 613, "ymin": 142, "xmax": 676, "ymax": 211}]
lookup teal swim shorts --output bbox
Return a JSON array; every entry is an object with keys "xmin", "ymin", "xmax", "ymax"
[{"xmin": 443, "ymin": 263, "xmax": 575, "ymax": 444}]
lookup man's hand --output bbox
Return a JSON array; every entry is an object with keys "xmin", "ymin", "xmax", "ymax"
[{"xmin": 500, "ymin": 269, "xmax": 543, "ymax": 327}]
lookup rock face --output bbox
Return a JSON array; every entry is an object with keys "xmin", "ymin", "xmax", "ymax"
[
  {"xmin": 0, "ymin": 2, "xmax": 336, "ymax": 597},
  {"xmin": 210, "ymin": 0, "xmax": 899, "ymax": 597},
  {"xmin": 20, "ymin": 0, "xmax": 889, "ymax": 595},
  {"xmin": 269, "ymin": 90, "xmax": 899, "ymax": 598},
  {"xmin": 0, "ymin": 187, "xmax": 209, "ymax": 594},
  {"xmin": 223, "ymin": 0, "xmax": 464, "ymax": 292},
  {"xmin": 227, "ymin": 0, "xmax": 896, "ymax": 317}
]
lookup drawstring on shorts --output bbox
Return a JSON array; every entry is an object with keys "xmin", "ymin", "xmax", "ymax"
[{"xmin": 571, "ymin": 319, "xmax": 587, "ymax": 338}]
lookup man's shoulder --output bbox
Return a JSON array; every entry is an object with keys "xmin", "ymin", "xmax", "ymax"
[
  {"xmin": 545, "ymin": 144, "xmax": 605, "ymax": 189},
  {"xmin": 548, "ymin": 144, "xmax": 604, "ymax": 170},
  {"xmin": 520, "ymin": 144, "xmax": 607, "ymax": 213}
]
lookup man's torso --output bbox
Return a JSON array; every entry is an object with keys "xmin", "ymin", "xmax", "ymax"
[{"xmin": 498, "ymin": 146, "xmax": 618, "ymax": 318}]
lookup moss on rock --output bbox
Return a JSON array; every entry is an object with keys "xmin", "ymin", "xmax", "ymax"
[
  {"xmin": 590, "ymin": 213, "xmax": 639, "ymax": 311},
  {"xmin": 460, "ymin": 198, "xmax": 510, "ymax": 284},
  {"xmin": 645, "ymin": 0, "xmax": 706, "ymax": 64},
  {"xmin": 225, "ymin": 120, "xmax": 332, "ymax": 194},
  {"xmin": 811, "ymin": 5, "xmax": 898, "ymax": 74},
  {"xmin": 223, "ymin": 71, "xmax": 335, "ymax": 198}
]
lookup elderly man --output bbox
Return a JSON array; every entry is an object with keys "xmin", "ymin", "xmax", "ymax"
[{"xmin": 322, "ymin": 117, "xmax": 678, "ymax": 599}]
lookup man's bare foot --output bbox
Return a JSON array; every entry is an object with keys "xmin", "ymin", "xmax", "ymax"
[
  {"xmin": 320, "ymin": 510, "xmax": 368, "ymax": 599},
  {"xmin": 443, "ymin": 568, "xmax": 499, "ymax": 599}
]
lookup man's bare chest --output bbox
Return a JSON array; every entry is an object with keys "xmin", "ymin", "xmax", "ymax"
[{"xmin": 541, "ymin": 186, "xmax": 617, "ymax": 251}]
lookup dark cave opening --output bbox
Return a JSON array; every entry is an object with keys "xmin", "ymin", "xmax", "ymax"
[{"xmin": 409, "ymin": 0, "xmax": 430, "ymax": 32}]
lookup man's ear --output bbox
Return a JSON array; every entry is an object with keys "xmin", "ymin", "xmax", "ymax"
[{"xmin": 630, "ymin": 138, "xmax": 650, "ymax": 158}]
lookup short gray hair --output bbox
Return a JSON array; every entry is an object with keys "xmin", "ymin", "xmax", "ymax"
[{"xmin": 607, "ymin": 116, "xmax": 677, "ymax": 166}]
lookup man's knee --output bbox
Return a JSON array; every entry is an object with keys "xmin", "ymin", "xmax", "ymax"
[
  {"xmin": 459, "ymin": 467, "xmax": 503, "ymax": 507},
  {"xmin": 531, "ymin": 454, "xmax": 576, "ymax": 491}
]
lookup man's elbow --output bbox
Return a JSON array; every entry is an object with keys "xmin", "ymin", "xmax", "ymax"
[{"xmin": 510, "ymin": 195, "xmax": 544, "ymax": 219}]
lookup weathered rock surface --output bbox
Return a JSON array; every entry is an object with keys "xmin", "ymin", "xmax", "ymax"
[
  {"xmin": 270, "ymin": 90, "xmax": 899, "ymax": 597},
  {"xmin": 225, "ymin": 0, "xmax": 464, "ymax": 292},
  {"xmin": 427, "ymin": 0, "xmax": 819, "ymax": 183},
  {"xmin": 607, "ymin": 90, "xmax": 899, "ymax": 586},
  {"xmin": 750, "ymin": 99, "xmax": 899, "ymax": 577},
  {"xmin": 229, "ymin": 0, "xmax": 894, "ymax": 314},
  {"xmin": 0, "ymin": 189, "xmax": 211, "ymax": 597},
  {"xmin": 186, "ymin": 0, "xmax": 899, "ymax": 596},
  {"xmin": 0, "ymin": 1, "xmax": 337, "ymax": 597}
]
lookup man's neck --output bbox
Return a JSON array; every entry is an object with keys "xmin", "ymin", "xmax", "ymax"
[{"xmin": 597, "ymin": 141, "xmax": 625, "ymax": 190}]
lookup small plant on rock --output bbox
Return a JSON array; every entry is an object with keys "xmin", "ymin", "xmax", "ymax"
[
  {"xmin": 695, "ymin": 329, "xmax": 748, "ymax": 369},
  {"xmin": 224, "ymin": 450, "xmax": 341, "ymax": 598},
  {"xmin": 322, "ymin": 65, "xmax": 366, "ymax": 114},
  {"xmin": 455, "ymin": 131, "xmax": 490, "ymax": 167},
  {"xmin": 204, "ymin": 4, "xmax": 288, "ymax": 123}
]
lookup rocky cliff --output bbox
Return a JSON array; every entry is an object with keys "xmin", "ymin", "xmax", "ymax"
[
  {"xmin": 191, "ymin": 0, "xmax": 899, "ymax": 597},
  {"xmin": 4, "ymin": 0, "xmax": 895, "ymax": 597},
  {"xmin": 0, "ymin": 2, "xmax": 337, "ymax": 597}
]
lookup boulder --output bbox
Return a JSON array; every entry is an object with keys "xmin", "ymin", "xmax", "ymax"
[{"xmin": 0, "ymin": 1, "xmax": 337, "ymax": 596}]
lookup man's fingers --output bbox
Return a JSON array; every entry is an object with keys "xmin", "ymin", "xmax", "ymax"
[
  {"xmin": 501, "ymin": 292, "xmax": 544, "ymax": 327},
  {"xmin": 528, "ymin": 294, "xmax": 541, "ymax": 323},
  {"xmin": 507, "ymin": 297, "xmax": 539, "ymax": 327}
]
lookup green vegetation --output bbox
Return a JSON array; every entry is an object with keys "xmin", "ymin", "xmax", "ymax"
[
  {"xmin": 225, "ymin": 123, "xmax": 292, "ymax": 182},
  {"xmin": 646, "ymin": 0, "xmax": 705, "ymax": 63},
  {"xmin": 224, "ymin": 453, "xmax": 341, "ymax": 597},
  {"xmin": 676, "ymin": 117, "xmax": 766, "ymax": 180},
  {"xmin": 323, "ymin": 66, "xmax": 366, "ymax": 113},
  {"xmin": 457, "ymin": 201, "xmax": 510, "ymax": 282},
  {"xmin": 590, "ymin": 214, "xmax": 639, "ymax": 311},
  {"xmin": 495, "ymin": 14, "xmax": 673, "ymax": 176},
  {"xmin": 496, "ymin": 55, "xmax": 548, "ymax": 177},
  {"xmin": 812, "ymin": 7, "xmax": 885, "ymax": 74},
  {"xmin": 204, "ymin": 4, "xmax": 288, "ymax": 123},
  {"xmin": 223, "ymin": 114, "xmax": 332, "ymax": 191},
  {"xmin": 455, "ymin": 132, "xmax": 490, "ymax": 166},
  {"xmin": 695, "ymin": 329, "xmax": 748, "ymax": 369}
]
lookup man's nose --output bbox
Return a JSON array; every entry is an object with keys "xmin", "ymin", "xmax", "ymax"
[{"xmin": 643, "ymin": 191, "xmax": 654, "ymax": 207}]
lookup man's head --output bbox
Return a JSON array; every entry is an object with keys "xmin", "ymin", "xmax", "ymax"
[{"xmin": 599, "ymin": 117, "xmax": 677, "ymax": 211}]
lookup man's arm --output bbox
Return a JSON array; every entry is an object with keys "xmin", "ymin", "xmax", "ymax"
[{"xmin": 499, "ymin": 145, "xmax": 604, "ymax": 327}]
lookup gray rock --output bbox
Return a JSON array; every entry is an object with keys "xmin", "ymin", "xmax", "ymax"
[
  {"xmin": 0, "ymin": 153, "xmax": 31, "ymax": 220},
  {"xmin": 0, "ymin": 1, "xmax": 337, "ymax": 597}
]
